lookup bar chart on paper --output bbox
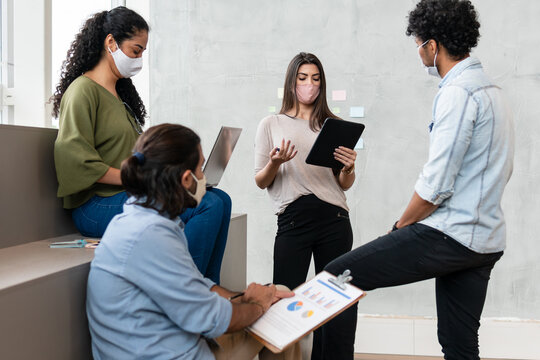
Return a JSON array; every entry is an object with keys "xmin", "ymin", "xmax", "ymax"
[
  {"xmin": 302, "ymin": 286, "xmax": 340, "ymax": 309},
  {"xmin": 248, "ymin": 271, "xmax": 365, "ymax": 352}
]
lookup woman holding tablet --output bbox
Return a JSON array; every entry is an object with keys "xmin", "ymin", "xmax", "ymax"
[
  {"xmin": 254, "ymin": 52, "xmax": 357, "ymax": 356},
  {"xmin": 52, "ymin": 7, "xmax": 230, "ymax": 283}
]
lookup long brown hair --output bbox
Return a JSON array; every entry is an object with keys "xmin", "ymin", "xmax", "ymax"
[
  {"xmin": 279, "ymin": 52, "xmax": 339, "ymax": 131},
  {"xmin": 121, "ymin": 124, "xmax": 200, "ymax": 218}
]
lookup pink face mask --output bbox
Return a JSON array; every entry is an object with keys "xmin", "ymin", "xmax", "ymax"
[{"xmin": 296, "ymin": 84, "xmax": 320, "ymax": 105}]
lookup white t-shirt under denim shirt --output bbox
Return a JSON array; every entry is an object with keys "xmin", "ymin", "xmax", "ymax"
[
  {"xmin": 254, "ymin": 114, "xmax": 349, "ymax": 215},
  {"xmin": 416, "ymin": 57, "xmax": 514, "ymax": 254}
]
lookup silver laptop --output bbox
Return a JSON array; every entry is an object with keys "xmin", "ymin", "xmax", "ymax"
[{"xmin": 203, "ymin": 126, "xmax": 242, "ymax": 187}]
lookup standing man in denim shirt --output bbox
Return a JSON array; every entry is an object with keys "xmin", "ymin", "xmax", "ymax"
[{"xmin": 316, "ymin": 1, "xmax": 515, "ymax": 359}]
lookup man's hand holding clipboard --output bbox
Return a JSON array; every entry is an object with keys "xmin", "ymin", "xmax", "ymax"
[{"xmin": 246, "ymin": 271, "xmax": 366, "ymax": 353}]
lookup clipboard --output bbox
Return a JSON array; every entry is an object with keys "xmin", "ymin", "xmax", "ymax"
[
  {"xmin": 246, "ymin": 271, "xmax": 366, "ymax": 353},
  {"xmin": 305, "ymin": 118, "xmax": 365, "ymax": 169}
]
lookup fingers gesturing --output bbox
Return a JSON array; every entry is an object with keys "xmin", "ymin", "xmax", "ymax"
[{"xmin": 270, "ymin": 139, "xmax": 298, "ymax": 165}]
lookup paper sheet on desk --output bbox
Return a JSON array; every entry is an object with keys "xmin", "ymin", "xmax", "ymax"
[{"xmin": 247, "ymin": 271, "xmax": 364, "ymax": 352}]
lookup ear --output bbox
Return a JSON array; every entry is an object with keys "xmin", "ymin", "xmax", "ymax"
[
  {"xmin": 104, "ymin": 34, "xmax": 117, "ymax": 52},
  {"xmin": 428, "ymin": 39, "xmax": 438, "ymax": 54},
  {"xmin": 181, "ymin": 170, "xmax": 194, "ymax": 190}
]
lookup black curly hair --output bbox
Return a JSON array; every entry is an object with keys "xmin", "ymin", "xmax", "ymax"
[
  {"xmin": 51, "ymin": 6, "xmax": 149, "ymax": 124},
  {"xmin": 406, "ymin": 0, "xmax": 480, "ymax": 59}
]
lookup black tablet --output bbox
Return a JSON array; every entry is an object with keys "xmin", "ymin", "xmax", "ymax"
[{"xmin": 305, "ymin": 118, "xmax": 365, "ymax": 169}]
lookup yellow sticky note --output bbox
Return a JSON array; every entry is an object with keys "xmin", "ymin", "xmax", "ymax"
[
  {"xmin": 268, "ymin": 106, "xmax": 276, "ymax": 113},
  {"xmin": 277, "ymin": 88, "xmax": 284, "ymax": 99},
  {"xmin": 332, "ymin": 107, "xmax": 341, "ymax": 114}
]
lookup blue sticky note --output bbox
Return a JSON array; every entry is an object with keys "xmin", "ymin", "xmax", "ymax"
[
  {"xmin": 350, "ymin": 106, "xmax": 365, "ymax": 118},
  {"xmin": 354, "ymin": 138, "xmax": 364, "ymax": 150}
]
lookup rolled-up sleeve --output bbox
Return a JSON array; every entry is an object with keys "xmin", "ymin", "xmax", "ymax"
[
  {"xmin": 125, "ymin": 222, "xmax": 232, "ymax": 339},
  {"xmin": 415, "ymin": 86, "xmax": 477, "ymax": 205}
]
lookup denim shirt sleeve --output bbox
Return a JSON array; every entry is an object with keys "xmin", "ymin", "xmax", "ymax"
[
  {"xmin": 415, "ymin": 85, "xmax": 478, "ymax": 205},
  {"xmin": 123, "ymin": 221, "xmax": 232, "ymax": 339}
]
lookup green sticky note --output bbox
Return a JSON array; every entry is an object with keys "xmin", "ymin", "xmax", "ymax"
[
  {"xmin": 268, "ymin": 106, "xmax": 276, "ymax": 113},
  {"xmin": 332, "ymin": 107, "xmax": 341, "ymax": 114}
]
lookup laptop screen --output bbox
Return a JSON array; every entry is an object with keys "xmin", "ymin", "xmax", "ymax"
[{"xmin": 203, "ymin": 126, "xmax": 242, "ymax": 187}]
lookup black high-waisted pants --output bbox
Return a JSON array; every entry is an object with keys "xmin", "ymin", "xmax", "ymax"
[{"xmin": 273, "ymin": 194, "xmax": 353, "ymax": 359}]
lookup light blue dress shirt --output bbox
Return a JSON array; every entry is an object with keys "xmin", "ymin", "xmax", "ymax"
[
  {"xmin": 416, "ymin": 57, "xmax": 514, "ymax": 254},
  {"xmin": 87, "ymin": 200, "xmax": 232, "ymax": 359}
]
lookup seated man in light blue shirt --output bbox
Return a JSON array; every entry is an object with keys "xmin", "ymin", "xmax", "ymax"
[
  {"xmin": 87, "ymin": 123, "xmax": 300, "ymax": 360},
  {"xmin": 318, "ymin": 1, "xmax": 515, "ymax": 359}
]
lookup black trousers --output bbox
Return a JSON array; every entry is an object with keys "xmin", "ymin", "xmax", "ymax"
[
  {"xmin": 318, "ymin": 223, "xmax": 503, "ymax": 360},
  {"xmin": 273, "ymin": 194, "xmax": 353, "ymax": 359}
]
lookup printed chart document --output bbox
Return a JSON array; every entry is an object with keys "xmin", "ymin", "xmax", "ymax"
[{"xmin": 247, "ymin": 271, "xmax": 365, "ymax": 353}]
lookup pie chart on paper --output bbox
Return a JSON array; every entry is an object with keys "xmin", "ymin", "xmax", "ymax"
[
  {"xmin": 287, "ymin": 301, "xmax": 303, "ymax": 311},
  {"xmin": 302, "ymin": 310, "xmax": 314, "ymax": 318}
]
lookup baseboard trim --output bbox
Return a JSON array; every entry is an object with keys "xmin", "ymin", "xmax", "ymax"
[{"xmin": 354, "ymin": 314, "xmax": 540, "ymax": 359}]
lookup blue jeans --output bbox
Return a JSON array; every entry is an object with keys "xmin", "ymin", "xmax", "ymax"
[
  {"xmin": 72, "ymin": 188, "xmax": 231, "ymax": 284},
  {"xmin": 180, "ymin": 188, "xmax": 231, "ymax": 284}
]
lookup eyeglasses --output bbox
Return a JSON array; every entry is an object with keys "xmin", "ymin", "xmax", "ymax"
[
  {"xmin": 123, "ymin": 102, "xmax": 144, "ymax": 135},
  {"xmin": 417, "ymin": 39, "xmax": 430, "ymax": 49}
]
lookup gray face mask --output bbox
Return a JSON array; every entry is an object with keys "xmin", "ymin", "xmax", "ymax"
[{"xmin": 418, "ymin": 39, "xmax": 440, "ymax": 78}]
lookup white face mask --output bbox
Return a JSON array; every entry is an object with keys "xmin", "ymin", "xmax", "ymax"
[
  {"xmin": 108, "ymin": 41, "xmax": 143, "ymax": 78},
  {"xmin": 418, "ymin": 39, "xmax": 440, "ymax": 78},
  {"xmin": 186, "ymin": 172, "xmax": 207, "ymax": 207}
]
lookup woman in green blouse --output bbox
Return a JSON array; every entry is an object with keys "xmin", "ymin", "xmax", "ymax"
[{"xmin": 52, "ymin": 7, "xmax": 231, "ymax": 284}]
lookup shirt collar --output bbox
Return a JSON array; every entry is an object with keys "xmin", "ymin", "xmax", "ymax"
[
  {"xmin": 124, "ymin": 196, "xmax": 185, "ymax": 228},
  {"xmin": 438, "ymin": 56, "xmax": 482, "ymax": 88}
]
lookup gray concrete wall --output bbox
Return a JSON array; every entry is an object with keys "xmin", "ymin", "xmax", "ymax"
[{"xmin": 149, "ymin": 0, "xmax": 540, "ymax": 319}]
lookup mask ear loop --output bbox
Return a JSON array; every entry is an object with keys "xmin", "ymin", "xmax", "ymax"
[
  {"xmin": 186, "ymin": 172, "xmax": 199, "ymax": 196},
  {"xmin": 107, "ymin": 38, "xmax": 118, "ymax": 55}
]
